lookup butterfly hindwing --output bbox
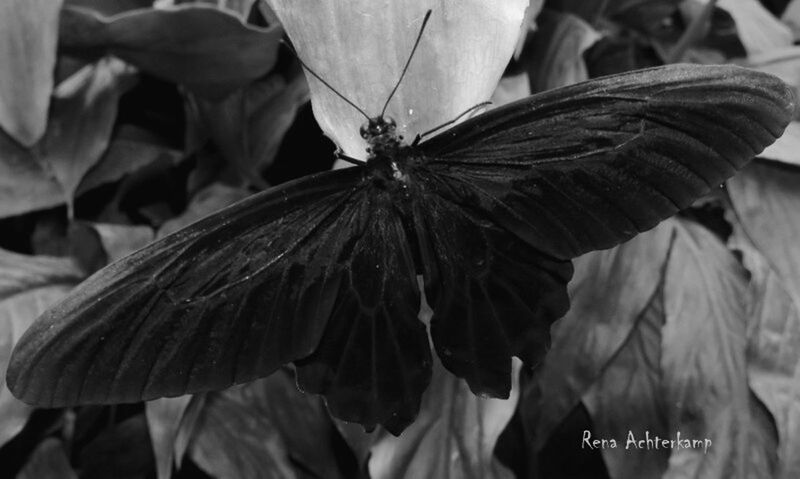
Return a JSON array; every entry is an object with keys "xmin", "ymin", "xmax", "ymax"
[
  {"xmin": 410, "ymin": 176, "xmax": 572, "ymax": 398},
  {"xmin": 7, "ymin": 168, "xmax": 430, "ymax": 429},
  {"xmin": 295, "ymin": 190, "xmax": 432, "ymax": 434}
]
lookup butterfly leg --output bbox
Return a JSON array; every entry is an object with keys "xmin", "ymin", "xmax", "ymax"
[{"xmin": 334, "ymin": 148, "xmax": 367, "ymax": 166}]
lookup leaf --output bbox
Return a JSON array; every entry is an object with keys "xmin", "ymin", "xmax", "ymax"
[
  {"xmin": 355, "ymin": 356, "xmax": 519, "ymax": 479},
  {"xmin": 38, "ymin": 57, "xmax": 136, "ymax": 216},
  {"xmin": 530, "ymin": 221, "xmax": 675, "ymax": 452},
  {"xmin": 65, "ymin": 0, "xmax": 153, "ymax": 16},
  {"xmin": 90, "ymin": 222, "xmax": 155, "ymax": 263},
  {"xmin": 174, "ymin": 395, "xmax": 207, "ymax": 470},
  {"xmin": 0, "ymin": 59, "xmax": 135, "ymax": 219},
  {"xmin": 781, "ymin": 0, "xmax": 800, "ymax": 41},
  {"xmin": 714, "ymin": 0, "xmax": 793, "ymax": 55},
  {"xmin": 547, "ymin": 0, "xmax": 608, "ymax": 24},
  {"xmin": 584, "ymin": 35, "xmax": 662, "ymax": 77},
  {"xmin": 192, "ymin": 69, "xmax": 309, "ymax": 185},
  {"xmin": 266, "ymin": 0, "xmax": 529, "ymax": 160},
  {"xmin": 607, "ymin": 0, "xmax": 682, "ymax": 34},
  {"xmin": 60, "ymin": 5, "xmax": 283, "ymax": 99},
  {"xmin": 147, "ymin": 394, "xmax": 209, "ymax": 479},
  {"xmin": 247, "ymin": 369, "xmax": 344, "ymax": 479},
  {"xmin": 734, "ymin": 241, "xmax": 800, "ymax": 479},
  {"xmin": 677, "ymin": 2, "xmax": 747, "ymax": 60},
  {"xmin": 78, "ymin": 413, "xmax": 156, "ymax": 479},
  {"xmin": 728, "ymin": 161, "xmax": 800, "ymax": 300},
  {"xmin": 0, "ymin": 130, "xmax": 63, "ymax": 219},
  {"xmin": 728, "ymin": 162, "xmax": 800, "ymax": 478},
  {"xmin": 188, "ymin": 369, "xmax": 343, "ymax": 479},
  {"xmin": 655, "ymin": 0, "xmax": 744, "ymax": 64},
  {"xmin": 17, "ymin": 438, "xmax": 78, "ymax": 479},
  {"xmin": 759, "ymin": 121, "xmax": 800, "ymax": 166},
  {"xmin": 0, "ymin": 250, "xmax": 84, "ymax": 447},
  {"xmin": 747, "ymin": 393, "xmax": 780, "ymax": 477},
  {"xmin": 146, "ymin": 396, "xmax": 194, "ymax": 479},
  {"xmin": 660, "ymin": 220, "xmax": 768, "ymax": 478},
  {"xmin": 0, "ymin": 0, "xmax": 62, "ymax": 146},
  {"xmin": 520, "ymin": 9, "xmax": 601, "ymax": 94},
  {"xmin": 551, "ymin": 0, "xmax": 681, "ymax": 33},
  {"xmin": 582, "ymin": 286, "xmax": 670, "ymax": 478},
  {"xmin": 582, "ymin": 244, "xmax": 778, "ymax": 477},
  {"xmin": 490, "ymin": 73, "xmax": 530, "ymax": 108},
  {"xmin": 176, "ymin": 0, "xmax": 260, "ymax": 19},
  {"xmin": 78, "ymin": 125, "xmax": 184, "ymax": 196}
]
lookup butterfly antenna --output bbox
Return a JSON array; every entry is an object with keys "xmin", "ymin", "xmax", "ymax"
[
  {"xmin": 379, "ymin": 10, "xmax": 432, "ymax": 118},
  {"xmin": 414, "ymin": 101, "xmax": 492, "ymax": 144},
  {"xmin": 282, "ymin": 39, "xmax": 371, "ymax": 121}
]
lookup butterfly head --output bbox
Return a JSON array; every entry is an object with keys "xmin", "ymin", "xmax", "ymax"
[
  {"xmin": 360, "ymin": 116, "xmax": 398, "ymax": 140},
  {"xmin": 361, "ymin": 116, "xmax": 404, "ymax": 161}
]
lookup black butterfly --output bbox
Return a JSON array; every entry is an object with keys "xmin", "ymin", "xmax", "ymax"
[{"xmin": 6, "ymin": 14, "xmax": 793, "ymax": 434}]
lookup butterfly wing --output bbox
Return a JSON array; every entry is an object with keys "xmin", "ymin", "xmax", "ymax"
[
  {"xmin": 413, "ymin": 64, "xmax": 793, "ymax": 396},
  {"xmin": 7, "ymin": 167, "xmax": 431, "ymax": 431},
  {"xmin": 420, "ymin": 64, "xmax": 794, "ymax": 259},
  {"xmin": 409, "ymin": 191, "xmax": 573, "ymax": 398}
]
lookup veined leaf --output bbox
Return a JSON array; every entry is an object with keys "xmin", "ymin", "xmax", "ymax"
[
  {"xmin": 734, "ymin": 240, "xmax": 800, "ymax": 479},
  {"xmin": 531, "ymin": 221, "xmax": 675, "ymax": 452},
  {"xmin": 660, "ymin": 220, "xmax": 769, "ymax": 478},
  {"xmin": 728, "ymin": 161, "xmax": 800, "ymax": 300},
  {"xmin": 582, "ymin": 286, "xmax": 670, "ymax": 478},
  {"xmin": 728, "ymin": 161, "xmax": 800, "ymax": 478}
]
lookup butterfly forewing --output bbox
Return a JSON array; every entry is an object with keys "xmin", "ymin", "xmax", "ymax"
[
  {"xmin": 419, "ymin": 64, "xmax": 795, "ymax": 259},
  {"xmin": 7, "ymin": 167, "xmax": 428, "ymax": 420}
]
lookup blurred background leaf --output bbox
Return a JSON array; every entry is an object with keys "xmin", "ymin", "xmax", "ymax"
[
  {"xmin": 0, "ymin": 0, "xmax": 62, "ymax": 146},
  {"xmin": 187, "ymin": 369, "xmax": 345, "ymax": 479},
  {"xmin": 17, "ymin": 438, "xmax": 77, "ymax": 479},
  {"xmin": 59, "ymin": 5, "xmax": 282, "ymax": 100}
]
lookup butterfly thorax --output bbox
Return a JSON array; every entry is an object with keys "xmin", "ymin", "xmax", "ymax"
[{"xmin": 362, "ymin": 116, "xmax": 416, "ymax": 189}]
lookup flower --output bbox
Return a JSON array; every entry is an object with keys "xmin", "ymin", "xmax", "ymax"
[{"xmin": 266, "ymin": 0, "xmax": 529, "ymax": 162}]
